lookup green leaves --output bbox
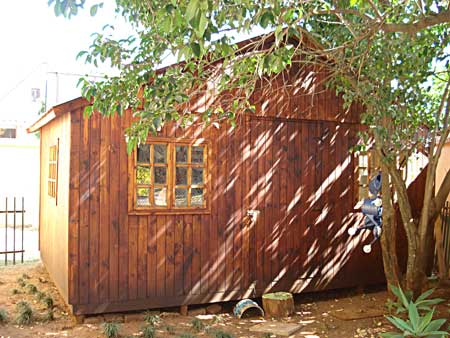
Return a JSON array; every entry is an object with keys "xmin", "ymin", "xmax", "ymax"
[
  {"xmin": 90, "ymin": 3, "xmax": 103, "ymax": 17},
  {"xmin": 383, "ymin": 285, "xmax": 448, "ymax": 338}
]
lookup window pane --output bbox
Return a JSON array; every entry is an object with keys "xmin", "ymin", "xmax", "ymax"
[
  {"xmin": 192, "ymin": 168, "xmax": 204, "ymax": 185},
  {"xmin": 154, "ymin": 167, "xmax": 167, "ymax": 184},
  {"xmin": 137, "ymin": 144, "xmax": 150, "ymax": 163},
  {"xmin": 191, "ymin": 188, "xmax": 203, "ymax": 206},
  {"xmin": 192, "ymin": 146, "xmax": 204, "ymax": 163},
  {"xmin": 137, "ymin": 188, "xmax": 150, "ymax": 206},
  {"xmin": 176, "ymin": 167, "xmax": 188, "ymax": 185},
  {"xmin": 136, "ymin": 166, "xmax": 151, "ymax": 184},
  {"xmin": 176, "ymin": 146, "xmax": 188, "ymax": 164},
  {"xmin": 154, "ymin": 144, "xmax": 167, "ymax": 164},
  {"xmin": 154, "ymin": 187, "xmax": 167, "ymax": 206},
  {"xmin": 175, "ymin": 188, "xmax": 188, "ymax": 207}
]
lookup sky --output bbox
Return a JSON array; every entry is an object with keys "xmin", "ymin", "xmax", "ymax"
[{"xmin": 0, "ymin": 1, "xmax": 133, "ymax": 122}]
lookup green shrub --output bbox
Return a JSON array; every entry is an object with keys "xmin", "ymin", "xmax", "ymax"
[
  {"xmin": 191, "ymin": 318, "xmax": 204, "ymax": 332},
  {"xmin": 102, "ymin": 322, "xmax": 120, "ymax": 338},
  {"xmin": 17, "ymin": 278, "xmax": 26, "ymax": 288},
  {"xmin": 26, "ymin": 284, "xmax": 38, "ymax": 295},
  {"xmin": 0, "ymin": 308, "xmax": 8, "ymax": 323},
  {"xmin": 36, "ymin": 291, "xmax": 45, "ymax": 301},
  {"xmin": 144, "ymin": 312, "xmax": 161, "ymax": 326},
  {"xmin": 212, "ymin": 330, "xmax": 234, "ymax": 338},
  {"xmin": 179, "ymin": 334, "xmax": 196, "ymax": 338},
  {"xmin": 11, "ymin": 288, "xmax": 20, "ymax": 295},
  {"xmin": 44, "ymin": 309, "xmax": 55, "ymax": 322},
  {"xmin": 42, "ymin": 295, "xmax": 54, "ymax": 309},
  {"xmin": 164, "ymin": 324, "xmax": 176, "ymax": 335},
  {"xmin": 15, "ymin": 301, "xmax": 33, "ymax": 325},
  {"xmin": 142, "ymin": 325, "xmax": 156, "ymax": 338}
]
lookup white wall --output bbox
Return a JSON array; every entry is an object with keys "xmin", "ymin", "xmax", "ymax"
[{"xmin": 0, "ymin": 121, "xmax": 40, "ymax": 228}]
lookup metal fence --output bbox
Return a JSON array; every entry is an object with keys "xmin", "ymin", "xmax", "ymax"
[
  {"xmin": 441, "ymin": 201, "xmax": 450, "ymax": 267},
  {"xmin": 0, "ymin": 197, "xmax": 25, "ymax": 265}
]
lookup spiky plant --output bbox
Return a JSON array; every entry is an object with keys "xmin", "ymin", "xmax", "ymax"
[
  {"xmin": 144, "ymin": 312, "xmax": 161, "ymax": 326},
  {"xmin": 102, "ymin": 322, "xmax": 120, "ymax": 338},
  {"xmin": 44, "ymin": 309, "xmax": 55, "ymax": 322},
  {"xmin": 42, "ymin": 295, "xmax": 54, "ymax": 309},
  {"xmin": 179, "ymin": 334, "xmax": 196, "ymax": 338},
  {"xmin": 36, "ymin": 291, "xmax": 45, "ymax": 301},
  {"xmin": 16, "ymin": 278, "xmax": 26, "ymax": 288},
  {"xmin": 213, "ymin": 330, "xmax": 234, "ymax": 338},
  {"xmin": 164, "ymin": 324, "xmax": 176, "ymax": 335},
  {"xmin": 26, "ymin": 284, "xmax": 38, "ymax": 294},
  {"xmin": 142, "ymin": 325, "xmax": 156, "ymax": 338},
  {"xmin": 0, "ymin": 308, "xmax": 8, "ymax": 324},
  {"xmin": 191, "ymin": 318, "xmax": 204, "ymax": 332},
  {"xmin": 15, "ymin": 301, "xmax": 33, "ymax": 325}
]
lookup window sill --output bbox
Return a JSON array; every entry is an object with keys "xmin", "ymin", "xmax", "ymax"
[{"xmin": 128, "ymin": 209, "xmax": 211, "ymax": 216}]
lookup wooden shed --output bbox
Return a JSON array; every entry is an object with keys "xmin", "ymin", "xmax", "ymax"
[{"xmin": 28, "ymin": 50, "xmax": 421, "ymax": 315}]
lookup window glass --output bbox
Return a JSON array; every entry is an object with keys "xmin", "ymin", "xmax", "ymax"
[
  {"xmin": 191, "ymin": 188, "xmax": 203, "ymax": 206},
  {"xmin": 154, "ymin": 144, "xmax": 167, "ymax": 164},
  {"xmin": 136, "ymin": 188, "xmax": 150, "ymax": 206},
  {"xmin": 192, "ymin": 146, "xmax": 204, "ymax": 163},
  {"xmin": 176, "ymin": 146, "xmax": 188, "ymax": 163},
  {"xmin": 192, "ymin": 168, "xmax": 203, "ymax": 185},
  {"xmin": 137, "ymin": 144, "xmax": 150, "ymax": 163},
  {"xmin": 176, "ymin": 167, "xmax": 188, "ymax": 185},
  {"xmin": 136, "ymin": 166, "xmax": 151, "ymax": 184},
  {"xmin": 154, "ymin": 167, "xmax": 167, "ymax": 184},
  {"xmin": 134, "ymin": 142, "xmax": 207, "ymax": 209},
  {"xmin": 175, "ymin": 188, "xmax": 188, "ymax": 207},
  {"xmin": 154, "ymin": 188, "xmax": 167, "ymax": 206}
]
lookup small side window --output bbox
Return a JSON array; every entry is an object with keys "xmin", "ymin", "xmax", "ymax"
[{"xmin": 48, "ymin": 140, "xmax": 59, "ymax": 203}]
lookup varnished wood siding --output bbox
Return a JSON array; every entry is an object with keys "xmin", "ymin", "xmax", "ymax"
[
  {"xmin": 66, "ymin": 109, "xmax": 388, "ymax": 314},
  {"xmin": 39, "ymin": 113, "xmax": 70, "ymax": 302}
]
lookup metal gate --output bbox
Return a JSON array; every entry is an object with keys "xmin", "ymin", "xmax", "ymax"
[
  {"xmin": 0, "ymin": 197, "xmax": 25, "ymax": 265},
  {"xmin": 441, "ymin": 201, "xmax": 450, "ymax": 267}
]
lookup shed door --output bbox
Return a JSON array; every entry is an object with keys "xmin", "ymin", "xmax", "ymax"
[{"xmin": 245, "ymin": 117, "xmax": 326, "ymax": 292}]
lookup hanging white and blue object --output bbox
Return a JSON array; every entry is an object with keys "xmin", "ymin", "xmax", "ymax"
[{"xmin": 348, "ymin": 172, "xmax": 382, "ymax": 254}]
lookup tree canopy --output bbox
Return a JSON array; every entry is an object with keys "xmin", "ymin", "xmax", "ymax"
[{"xmin": 50, "ymin": 0, "xmax": 450, "ymax": 293}]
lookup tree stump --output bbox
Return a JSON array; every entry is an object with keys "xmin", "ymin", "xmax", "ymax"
[{"xmin": 262, "ymin": 292, "xmax": 294, "ymax": 318}]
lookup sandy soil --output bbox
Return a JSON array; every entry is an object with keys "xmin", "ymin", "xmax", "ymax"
[{"xmin": 0, "ymin": 262, "xmax": 449, "ymax": 338}]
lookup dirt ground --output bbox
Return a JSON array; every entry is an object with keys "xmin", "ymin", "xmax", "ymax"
[{"xmin": 0, "ymin": 262, "xmax": 449, "ymax": 338}]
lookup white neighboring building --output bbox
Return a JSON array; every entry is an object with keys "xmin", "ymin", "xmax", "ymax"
[{"xmin": 0, "ymin": 119, "xmax": 40, "ymax": 227}]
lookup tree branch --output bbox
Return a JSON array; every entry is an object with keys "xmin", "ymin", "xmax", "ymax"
[{"xmin": 381, "ymin": 9, "xmax": 450, "ymax": 33}]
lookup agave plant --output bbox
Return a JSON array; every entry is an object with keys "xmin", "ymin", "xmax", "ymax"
[
  {"xmin": 387, "ymin": 285, "xmax": 444, "ymax": 315},
  {"xmin": 381, "ymin": 306, "xmax": 447, "ymax": 337}
]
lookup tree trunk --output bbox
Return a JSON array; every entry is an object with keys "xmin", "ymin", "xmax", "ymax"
[
  {"xmin": 434, "ymin": 216, "xmax": 448, "ymax": 280},
  {"xmin": 380, "ymin": 169, "xmax": 401, "ymax": 288}
]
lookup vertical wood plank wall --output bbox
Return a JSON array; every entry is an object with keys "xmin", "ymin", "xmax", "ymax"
[
  {"xmin": 40, "ymin": 113, "xmax": 71, "ymax": 302},
  {"xmin": 66, "ymin": 68, "xmax": 389, "ymax": 314}
]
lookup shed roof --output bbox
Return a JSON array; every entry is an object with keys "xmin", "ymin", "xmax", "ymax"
[{"xmin": 27, "ymin": 97, "xmax": 89, "ymax": 133}]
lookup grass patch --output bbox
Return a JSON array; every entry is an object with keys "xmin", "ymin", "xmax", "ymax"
[
  {"xmin": 15, "ymin": 301, "xmax": 33, "ymax": 325},
  {"xmin": 0, "ymin": 308, "xmax": 8, "ymax": 324},
  {"xmin": 102, "ymin": 322, "xmax": 120, "ymax": 338},
  {"xmin": 142, "ymin": 325, "xmax": 156, "ymax": 338}
]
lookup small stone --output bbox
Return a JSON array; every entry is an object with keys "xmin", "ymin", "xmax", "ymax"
[
  {"xmin": 188, "ymin": 308, "xmax": 207, "ymax": 316},
  {"xmin": 124, "ymin": 313, "xmax": 146, "ymax": 322},
  {"xmin": 103, "ymin": 313, "xmax": 124, "ymax": 323},
  {"xmin": 83, "ymin": 315, "xmax": 104, "ymax": 324},
  {"xmin": 206, "ymin": 304, "xmax": 222, "ymax": 315}
]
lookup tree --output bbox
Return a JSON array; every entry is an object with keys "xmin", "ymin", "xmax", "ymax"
[{"xmin": 49, "ymin": 0, "xmax": 450, "ymax": 295}]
